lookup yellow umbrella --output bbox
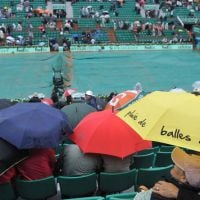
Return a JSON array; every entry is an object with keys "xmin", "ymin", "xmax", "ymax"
[{"xmin": 117, "ymin": 91, "xmax": 200, "ymax": 151}]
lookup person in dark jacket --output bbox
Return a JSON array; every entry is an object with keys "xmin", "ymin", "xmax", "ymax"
[{"xmin": 85, "ymin": 90, "xmax": 106, "ymax": 111}]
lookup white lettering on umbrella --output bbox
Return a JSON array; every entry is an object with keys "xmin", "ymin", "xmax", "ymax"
[{"xmin": 109, "ymin": 92, "xmax": 126, "ymax": 107}]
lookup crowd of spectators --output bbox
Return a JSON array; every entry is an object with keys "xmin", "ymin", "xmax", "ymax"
[{"xmin": 0, "ymin": 0, "xmax": 199, "ymax": 47}]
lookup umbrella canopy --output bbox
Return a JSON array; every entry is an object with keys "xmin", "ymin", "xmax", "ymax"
[
  {"xmin": 117, "ymin": 91, "xmax": 200, "ymax": 152},
  {"xmin": 69, "ymin": 110, "xmax": 152, "ymax": 158},
  {"xmin": 61, "ymin": 103, "xmax": 96, "ymax": 129},
  {"xmin": 105, "ymin": 90, "xmax": 140, "ymax": 111},
  {"xmin": 41, "ymin": 98, "xmax": 54, "ymax": 106},
  {"xmin": 0, "ymin": 99, "xmax": 16, "ymax": 110},
  {"xmin": 63, "ymin": 88, "xmax": 77, "ymax": 97},
  {"xmin": 0, "ymin": 139, "xmax": 28, "ymax": 176},
  {"xmin": 0, "ymin": 103, "xmax": 72, "ymax": 149}
]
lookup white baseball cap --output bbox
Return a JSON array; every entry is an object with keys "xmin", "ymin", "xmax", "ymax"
[{"xmin": 85, "ymin": 90, "xmax": 94, "ymax": 96}]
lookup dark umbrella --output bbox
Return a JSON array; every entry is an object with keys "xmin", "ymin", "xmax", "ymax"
[
  {"xmin": 0, "ymin": 139, "xmax": 28, "ymax": 176},
  {"xmin": 0, "ymin": 102, "xmax": 72, "ymax": 149},
  {"xmin": 0, "ymin": 99, "xmax": 16, "ymax": 110},
  {"xmin": 61, "ymin": 103, "xmax": 96, "ymax": 129}
]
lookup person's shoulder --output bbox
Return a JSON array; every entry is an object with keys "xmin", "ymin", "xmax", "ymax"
[{"xmin": 64, "ymin": 144, "xmax": 81, "ymax": 152}]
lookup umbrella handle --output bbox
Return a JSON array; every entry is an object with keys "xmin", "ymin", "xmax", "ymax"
[{"xmin": 112, "ymin": 106, "xmax": 114, "ymax": 113}]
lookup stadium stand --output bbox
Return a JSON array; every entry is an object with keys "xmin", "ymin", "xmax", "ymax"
[{"xmin": 0, "ymin": 0, "xmax": 198, "ymax": 49}]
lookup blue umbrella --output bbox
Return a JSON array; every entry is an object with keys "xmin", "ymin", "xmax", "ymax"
[
  {"xmin": 0, "ymin": 99, "xmax": 16, "ymax": 110},
  {"xmin": 0, "ymin": 103, "xmax": 72, "ymax": 149}
]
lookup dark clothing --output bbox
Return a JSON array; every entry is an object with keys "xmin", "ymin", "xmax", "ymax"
[
  {"xmin": 151, "ymin": 193, "xmax": 175, "ymax": 200},
  {"xmin": 86, "ymin": 96, "xmax": 98, "ymax": 110},
  {"xmin": 86, "ymin": 96, "xmax": 106, "ymax": 111},
  {"xmin": 177, "ymin": 184, "xmax": 200, "ymax": 200}
]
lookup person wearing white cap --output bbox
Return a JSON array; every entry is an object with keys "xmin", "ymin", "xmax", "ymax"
[
  {"xmin": 85, "ymin": 90, "xmax": 106, "ymax": 111},
  {"xmin": 85, "ymin": 90, "xmax": 98, "ymax": 110},
  {"xmin": 133, "ymin": 147, "xmax": 200, "ymax": 200}
]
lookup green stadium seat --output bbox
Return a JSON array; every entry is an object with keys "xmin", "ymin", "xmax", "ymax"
[
  {"xmin": 57, "ymin": 173, "xmax": 97, "ymax": 199},
  {"xmin": 105, "ymin": 192, "xmax": 138, "ymax": 200},
  {"xmin": 67, "ymin": 196, "xmax": 105, "ymax": 200},
  {"xmin": 15, "ymin": 176, "xmax": 57, "ymax": 199},
  {"xmin": 98, "ymin": 169, "xmax": 137, "ymax": 195},
  {"xmin": 136, "ymin": 165, "xmax": 173, "ymax": 191},
  {"xmin": 154, "ymin": 152, "xmax": 173, "ymax": 167},
  {"xmin": 159, "ymin": 145, "xmax": 174, "ymax": 152},
  {"xmin": 0, "ymin": 182, "xmax": 16, "ymax": 200},
  {"xmin": 131, "ymin": 153, "xmax": 155, "ymax": 169},
  {"xmin": 136, "ymin": 146, "xmax": 159, "ymax": 155}
]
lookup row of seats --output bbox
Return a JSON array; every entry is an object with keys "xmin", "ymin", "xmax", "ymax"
[
  {"xmin": 0, "ymin": 165, "xmax": 173, "ymax": 200},
  {"xmin": 56, "ymin": 144, "xmax": 174, "ymax": 170},
  {"xmin": 131, "ymin": 145, "xmax": 173, "ymax": 168}
]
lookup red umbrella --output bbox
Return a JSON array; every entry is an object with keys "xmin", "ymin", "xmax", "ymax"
[
  {"xmin": 63, "ymin": 88, "xmax": 77, "ymax": 97},
  {"xmin": 105, "ymin": 90, "xmax": 140, "ymax": 111},
  {"xmin": 69, "ymin": 110, "xmax": 152, "ymax": 158},
  {"xmin": 41, "ymin": 98, "xmax": 53, "ymax": 106}
]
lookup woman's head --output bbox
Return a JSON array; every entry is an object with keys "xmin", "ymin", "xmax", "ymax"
[{"xmin": 171, "ymin": 147, "xmax": 200, "ymax": 188}]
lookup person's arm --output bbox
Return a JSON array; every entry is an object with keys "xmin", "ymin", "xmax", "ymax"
[
  {"xmin": 177, "ymin": 187, "xmax": 200, "ymax": 200},
  {"xmin": 152, "ymin": 181, "xmax": 200, "ymax": 200},
  {"xmin": 152, "ymin": 181, "xmax": 179, "ymax": 198}
]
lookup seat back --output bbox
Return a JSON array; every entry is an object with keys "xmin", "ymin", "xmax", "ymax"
[
  {"xmin": 154, "ymin": 152, "xmax": 173, "ymax": 167},
  {"xmin": 105, "ymin": 192, "xmax": 138, "ymax": 200},
  {"xmin": 131, "ymin": 153, "xmax": 155, "ymax": 169},
  {"xmin": 136, "ymin": 146, "xmax": 159, "ymax": 155},
  {"xmin": 66, "ymin": 196, "xmax": 105, "ymax": 200},
  {"xmin": 16, "ymin": 176, "xmax": 57, "ymax": 199},
  {"xmin": 57, "ymin": 173, "xmax": 97, "ymax": 198},
  {"xmin": 136, "ymin": 165, "xmax": 173, "ymax": 190},
  {"xmin": 0, "ymin": 182, "xmax": 16, "ymax": 200},
  {"xmin": 98, "ymin": 169, "xmax": 137, "ymax": 195},
  {"xmin": 159, "ymin": 145, "xmax": 174, "ymax": 152}
]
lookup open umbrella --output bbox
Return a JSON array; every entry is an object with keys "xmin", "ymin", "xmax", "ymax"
[
  {"xmin": 69, "ymin": 110, "xmax": 152, "ymax": 158},
  {"xmin": 0, "ymin": 139, "xmax": 28, "ymax": 176},
  {"xmin": 41, "ymin": 98, "xmax": 54, "ymax": 106},
  {"xmin": 63, "ymin": 88, "xmax": 77, "ymax": 97},
  {"xmin": 61, "ymin": 103, "xmax": 96, "ymax": 129},
  {"xmin": 105, "ymin": 90, "xmax": 140, "ymax": 111},
  {"xmin": 117, "ymin": 91, "xmax": 200, "ymax": 152},
  {"xmin": 0, "ymin": 102, "xmax": 72, "ymax": 149},
  {"xmin": 0, "ymin": 99, "xmax": 16, "ymax": 110}
]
